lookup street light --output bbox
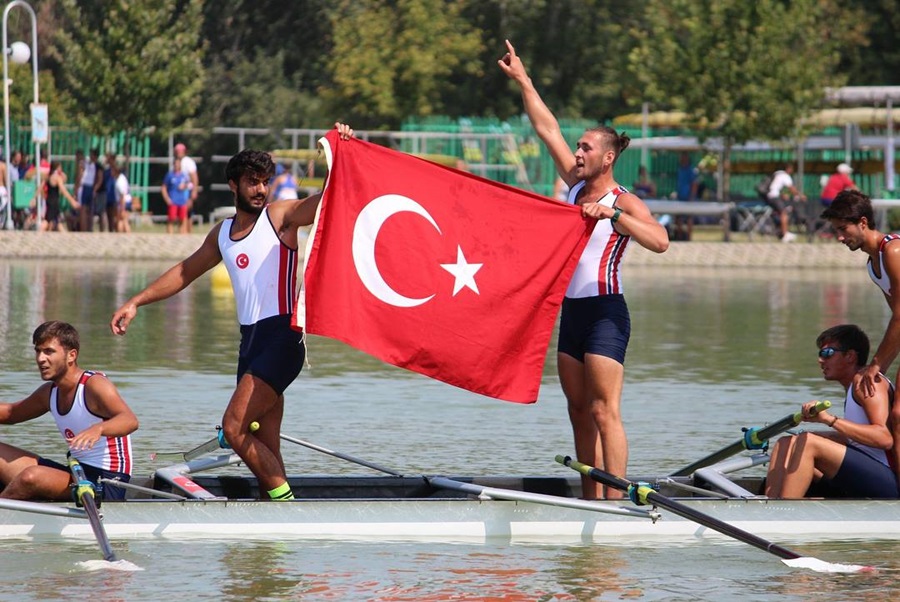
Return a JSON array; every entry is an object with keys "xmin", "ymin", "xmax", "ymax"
[{"xmin": 3, "ymin": 0, "xmax": 40, "ymax": 231}]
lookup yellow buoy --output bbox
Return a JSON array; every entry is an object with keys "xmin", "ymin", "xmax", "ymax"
[{"xmin": 211, "ymin": 263, "xmax": 232, "ymax": 290}]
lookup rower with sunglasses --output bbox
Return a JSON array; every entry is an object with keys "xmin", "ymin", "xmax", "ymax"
[{"xmin": 765, "ymin": 324, "xmax": 899, "ymax": 499}]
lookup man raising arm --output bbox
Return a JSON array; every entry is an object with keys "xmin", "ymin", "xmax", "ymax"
[{"xmin": 499, "ymin": 40, "xmax": 668, "ymax": 498}]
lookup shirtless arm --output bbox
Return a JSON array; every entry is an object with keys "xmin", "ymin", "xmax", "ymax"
[
  {"xmin": 56, "ymin": 174, "xmax": 79, "ymax": 208},
  {"xmin": 110, "ymin": 223, "xmax": 224, "ymax": 335},
  {"xmin": 856, "ymin": 244, "xmax": 900, "ymax": 397},
  {"xmin": 498, "ymin": 40, "xmax": 576, "ymax": 186},
  {"xmin": 582, "ymin": 192, "xmax": 670, "ymax": 253},
  {"xmin": 803, "ymin": 386, "xmax": 893, "ymax": 450},
  {"xmin": 0, "ymin": 385, "xmax": 51, "ymax": 425},
  {"xmin": 68, "ymin": 377, "xmax": 139, "ymax": 452}
]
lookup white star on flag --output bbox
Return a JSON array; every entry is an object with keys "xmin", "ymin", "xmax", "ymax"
[{"xmin": 440, "ymin": 246, "xmax": 483, "ymax": 296}]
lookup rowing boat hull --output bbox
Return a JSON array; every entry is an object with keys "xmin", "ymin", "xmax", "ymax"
[{"xmin": 3, "ymin": 493, "xmax": 899, "ymax": 543}]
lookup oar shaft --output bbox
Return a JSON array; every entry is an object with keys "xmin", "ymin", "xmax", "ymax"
[
  {"xmin": 428, "ymin": 476, "xmax": 653, "ymax": 519},
  {"xmin": 279, "ymin": 433, "xmax": 404, "ymax": 477},
  {"xmin": 557, "ymin": 455, "xmax": 801, "ymax": 561},
  {"xmin": 671, "ymin": 400, "xmax": 831, "ymax": 477},
  {"xmin": 68, "ymin": 458, "xmax": 117, "ymax": 562}
]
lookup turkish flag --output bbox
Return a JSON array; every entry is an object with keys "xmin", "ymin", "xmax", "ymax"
[{"xmin": 295, "ymin": 131, "xmax": 593, "ymax": 403}]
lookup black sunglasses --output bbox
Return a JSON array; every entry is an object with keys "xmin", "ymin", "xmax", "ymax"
[{"xmin": 818, "ymin": 347, "xmax": 846, "ymax": 358}]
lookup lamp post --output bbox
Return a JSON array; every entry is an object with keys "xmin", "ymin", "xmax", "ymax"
[{"xmin": 3, "ymin": 0, "xmax": 39, "ymax": 231}]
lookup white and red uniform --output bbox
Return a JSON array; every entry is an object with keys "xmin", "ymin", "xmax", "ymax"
[
  {"xmin": 565, "ymin": 182, "xmax": 631, "ymax": 297},
  {"xmin": 867, "ymin": 234, "xmax": 900, "ymax": 296},
  {"xmin": 49, "ymin": 370, "xmax": 132, "ymax": 475},
  {"xmin": 218, "ymin": 206, "xmax": 299, "ymax": 326}
]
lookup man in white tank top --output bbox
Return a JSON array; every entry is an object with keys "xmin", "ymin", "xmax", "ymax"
[
  {"xmin": 766, "ymin": 324, "xmax": 898, "ymax": 498},
  {"xmin": 111, "ymin": 123, "xmax": 354, "ymax": 502},
  {"xmin": 500, "ymin": 40, "xmax": 670, "ymax": 499},
  {"xmin": 822, "ymin": 189, "xmax": 900, "ymax": 482},
  {"xmin": 0, "ymin": 321, "xmax": 138, "ymax": 501}
]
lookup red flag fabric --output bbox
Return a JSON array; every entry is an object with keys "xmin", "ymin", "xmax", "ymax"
[{"xmin": 295, "ymin": 131, "xmax": 593, "ymax": 403}]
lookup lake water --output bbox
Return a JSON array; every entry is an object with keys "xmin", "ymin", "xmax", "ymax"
[{"xmin": 1, "ymin": 259, "xmax": 899, "ymax": 600}]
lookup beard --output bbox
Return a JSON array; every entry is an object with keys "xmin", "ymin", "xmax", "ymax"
[{"xmin": 235, "ymin": 189, "xmax": 266, "ymax": 215}]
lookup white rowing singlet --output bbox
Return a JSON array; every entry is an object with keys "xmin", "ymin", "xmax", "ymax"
[
  {"xmin": 564, "ymin": 181, "xmax": 631, "ymax": 298},
  {"xmin": 843, "ymin": 378, "xmax": 893, "ymax": 467},
  {"xmin": 49, "ymin": 371, "xmax": 132, "ymax": 474},
  {"xmin": 218, "ymin": 206, "xmax": 299, "ymax": 326},
  {"xmin": 867, "ymin": 234, "xmax": 900, "ymax": 296}
]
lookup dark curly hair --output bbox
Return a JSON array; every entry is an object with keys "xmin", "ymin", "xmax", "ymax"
[{"xmin": 225, "ymin": 149, "xmax": 275, "ymax": 185}]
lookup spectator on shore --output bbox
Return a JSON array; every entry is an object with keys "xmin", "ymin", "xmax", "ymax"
[
  {"xmin": 632, "ymin": 165, "xmax": 657, "ymax": 199},
  {"xmin": 821, "ymin": 163, "xmax": 857, "ymax": 207},
  {"xmin": 113, "ymin": 162, "xmax": 134, "ymax": 233},
  {"xmin": 268, "ymin": 163, "xmax": 299, "ymax": 202},
  {"xmin": 174, "ymin": 143, "xmax": 199, "ymax": 233},
  {"xmin": 42, "ymin": 161, "xmax": 80, "ymax": 232},
  {"xmin": 766, "ymin": 163, "xmax": 806, "ymax": 243},
  {"xmin": 674, "ymin": 152, "xmax": 697, "ymax": 241},
  {"xmin": 79, "ymin": 149, "xmax": 104, "ymax": 232},
  {"xmin": 162, "ymin": 157, "xmax": 191, "ymax": 234},
  {"xmin": 103, "ymin": 154, "xmax": 119, "ymax": 233}
]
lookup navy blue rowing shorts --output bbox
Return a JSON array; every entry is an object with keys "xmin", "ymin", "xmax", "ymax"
[
  {"xmin": 38, "ymin": 457, "xmax": 131, "ymax": 501},
  {"xmin": 557, "ymin": 294, "xmax": 631, "ymax": 364},
  {"xmin": 237, "ymin": 314, "xmax": 305, "ymax": 395},
  {"xmin": 828, "ymin": 444, "xmax": 900, "ymax": 499}
]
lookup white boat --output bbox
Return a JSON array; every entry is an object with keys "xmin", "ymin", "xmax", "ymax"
[{"xmin": 2, "ymin": 451, "xmax": 898, "ymax": 545}]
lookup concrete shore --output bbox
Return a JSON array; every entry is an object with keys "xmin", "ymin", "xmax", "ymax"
[{"xmin": 0, "ymin": 230, "xmax": 861, "ymax": 268}]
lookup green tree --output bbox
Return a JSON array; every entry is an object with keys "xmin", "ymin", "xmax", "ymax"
[
  {"xmin": 467, "ymin": 0, "xmax": 648, "ymax": 122},
  {"xmin": 629, "ymin": 0, "xmax": 867, "ymax": 196},
  {"xmin": 195, "ymin": 0, "xmax": 334, "ymax": 134},
  {"xmin": 52, "ymin": 0, "xmax": 206, "ymax": 135},
  {"xmin": 323, "ymin": 0, "xmax": 484, "ymax": 129}
]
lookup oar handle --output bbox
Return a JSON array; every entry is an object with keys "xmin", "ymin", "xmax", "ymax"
[{"xmin": 787, "ymin": 399, "xmax": 832, "ymax": 428}]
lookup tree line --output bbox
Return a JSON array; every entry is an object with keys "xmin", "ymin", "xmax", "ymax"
[{"xmin": 4, "ymin": 0, "xmax": 898, "ymax": 148}]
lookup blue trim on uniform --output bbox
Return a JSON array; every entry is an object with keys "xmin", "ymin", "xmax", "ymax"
[
  {"xmin": 237, "ymin": 314, "xmax": 305, "ymax": 395},
  {"xmin": 558, "ymin": 294, "xmax": 631, "ymax": 364}
]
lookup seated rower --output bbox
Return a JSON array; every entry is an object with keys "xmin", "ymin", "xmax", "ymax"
[
  {"xmin": 765, "ymin": 324, "xmax": 898, "ymax": 499},
  {"xmin": 0, "ymin": 321, "xmax": 138, "ymax": 501}
]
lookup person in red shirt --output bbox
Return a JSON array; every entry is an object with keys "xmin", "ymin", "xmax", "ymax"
[{"xmin": 821, "ymin": 163, "xmax": 857, "ymax": 207}]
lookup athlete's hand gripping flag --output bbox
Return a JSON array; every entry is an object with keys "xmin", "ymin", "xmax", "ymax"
[{"xmin": 295, "ymin": 131, "xmax": 593, "ymax": 403}]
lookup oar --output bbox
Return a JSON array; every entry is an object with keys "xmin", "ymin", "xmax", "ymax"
[
  {"xmin": 670, "ymin": 400, "xmax": 831, "ymax": 477},
  {"xmin": 277, "ymin": 432, "xmax": 654, "ymax": 518},
  {"xmin": 150, "ymin": 422, "xmax": 260, "ymax": 462},
  {"xmin": 556, "ymin": 455, "xmax": 872, "ymax": 573},
  {"xmin": 68, "ymin": 456, "xmax": 117, "ymax": 563},
  {"xmin": 427, "ymin": 476, "xmax": 655, "ymax": 519},
  {"xmin": 278, "ymin": 432, "xmax": 404, "ymax": 476},
  {"xmin": 0, "ymin": 498, "xmax": 88, "ymax": 519}
]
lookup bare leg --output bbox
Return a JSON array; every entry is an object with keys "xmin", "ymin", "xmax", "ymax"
[
  {"xmin": 558, "ymin": 352, "xmax": 601, "ymax": 499},
  {"xmin": 0, "ymin": 443, "xmax": 72, "ymax": 500},
  {"xmin": 221, "ymin": 374, "xmax": 287, "ymax": 494},
  {"xmin": 771, "ymin": 432, "xmax": 845, "ymax": 498},
  {"xmin": 764, "ymin": 436, "xmax": 794, "ymax": 497},
  {"xmin": 0, "ymin": 465, "xmax": 72, "ymax": 500},
  {"xmin": 559, "ymin": 352, "xmax": 627, "ymax": 499},
  {"xmin": 583, "ymin": 353, "xmax": 627, "ymax": 499}
]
